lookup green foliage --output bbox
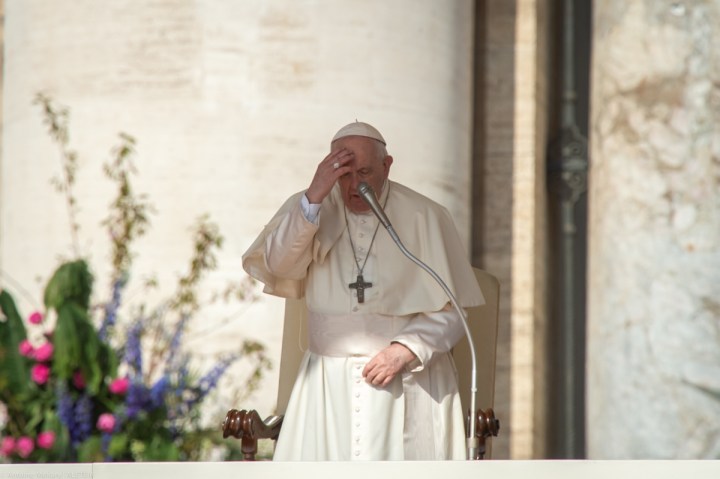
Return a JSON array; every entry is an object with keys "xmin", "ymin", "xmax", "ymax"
[
  {"xmin": 52, "ymin": 303, "xmax": 117, "ymax": 395},
  {"xmin": 43, "ymin": 261, "xmax": 117, "ymax": 394},
  {"xmin": 43, "ymin": 260, "xmax": 93, "ymax": 312},
  {"xmin": 0, "ymin": 292, "xmax": 31, "ymax": 397},
  {"xmin": 102, "ymin": 132, "xmax": 152, "ymax": 282},
  {"xmin": 0, "ymin": 95, "xmax": 266, "ymax": 463}
]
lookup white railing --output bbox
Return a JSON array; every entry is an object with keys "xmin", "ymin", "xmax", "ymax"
[{"xmin": 1, "ymin": 460, "xmax": 719, "ymax": 479}]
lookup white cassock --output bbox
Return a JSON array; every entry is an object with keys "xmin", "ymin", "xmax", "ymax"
[{"xmin": 242, "ymin": 180, "xmax": 485, "ymax": 460}]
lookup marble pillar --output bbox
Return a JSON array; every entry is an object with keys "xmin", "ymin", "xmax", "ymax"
[
  {"xmin": 510, "ymin": 0, "xmax": 549, "ymax": 459},
  {"xmin": 0, "ymin": 0, "xmax": 475, "ymax": 429},
  {"xmin": 481, "ymin": 0, "xmax": 549, "ymax": 459},
  {"xmin": 587, "ymin": 0, "xmax": 720, "ymax": 458}
]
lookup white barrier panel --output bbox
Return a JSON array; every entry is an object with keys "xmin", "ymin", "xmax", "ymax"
[{"xmin": 1, "ymin": 461, "xmax": 719, "ymax": 479}]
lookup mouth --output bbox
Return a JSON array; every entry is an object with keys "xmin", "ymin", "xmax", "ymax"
[{"xmin": 348, "ymin": 194, "xmax": 370, "ymax": 211}]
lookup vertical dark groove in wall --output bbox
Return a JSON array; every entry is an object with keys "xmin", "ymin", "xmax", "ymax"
[
  {"xmin": 545, "ymin": 0, "xmax": 592, "ymax": 459},
  {"xmin": 471, "ymin": 0, "xmax": 486, "ymax": 268}
]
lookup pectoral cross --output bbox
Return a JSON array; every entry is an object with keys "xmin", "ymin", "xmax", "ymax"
[{"xmin": 349, "ymin": 274, "xmax": 372, "ymax": 303}]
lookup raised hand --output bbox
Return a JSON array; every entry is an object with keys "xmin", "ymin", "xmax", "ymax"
[{"xmin": 305, "ymin": 148, "xmax": 354, "ymax": 204}]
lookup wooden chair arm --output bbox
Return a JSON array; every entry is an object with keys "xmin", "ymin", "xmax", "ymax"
[
  {"xmin": 222, "ymin": 409, "xmax": 284, "ymax": 461},
  {"xmin": 222, "ymin": 407, "xmax": 498, "ymax": 460},
  {"xmin": 473, "ymin": 408, "xmax": 500, "ymax": 460}
]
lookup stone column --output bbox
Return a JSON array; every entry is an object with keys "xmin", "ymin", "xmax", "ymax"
[
  {"xmin": 0, "ymin": 0, "xmax": 475, "ymax": 420},
  {"xmin": 587, "ymin": 1, "xmax": 720, "ymax": 458},
  {"xmin": 479, "ymin": 0, "xmax": 549, "ymax": 458}
]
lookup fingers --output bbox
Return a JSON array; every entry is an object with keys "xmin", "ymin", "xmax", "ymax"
[
  {"xmin": 362, "ymin": 344, "xmax": 417, "ymax": 387},
  {"xmin": 322, "ymin": 148, "xmax": 353, "ymax": 179},
  {"xmin": 363, "ymin": 362, "xmax": 393, "ymax": 387},
  {"xmin": 306, "ymin": 148, "xmax": 354, "ymax": 204},
  {"xmin": 362, "ymin": 353, "xmax": 401, "ymax": 387}
]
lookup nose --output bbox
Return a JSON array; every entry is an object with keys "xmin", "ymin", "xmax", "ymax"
[{"xmin": 348, "ymin": 173, "xmax": 360, "ymax": 192}]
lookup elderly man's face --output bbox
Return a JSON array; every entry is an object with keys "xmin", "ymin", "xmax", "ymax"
[{"xmin": 333, "ymin": 136, "xmax": 393, "ymax": 214}]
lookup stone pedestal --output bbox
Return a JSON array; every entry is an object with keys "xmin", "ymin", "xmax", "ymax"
[{"xmin": 587, "ymin": 1, "xmax": 720, "ymax": 458}]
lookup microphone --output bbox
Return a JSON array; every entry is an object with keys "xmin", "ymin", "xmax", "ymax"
[
  {"xmin": 357, "ymin": 182, "xmax": 392, "ymax": 229},
  {"xmin": 357, "ymin": 181, "xmax": 482, "ymax": 460}
]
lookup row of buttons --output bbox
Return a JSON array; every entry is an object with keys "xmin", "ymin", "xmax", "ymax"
[{"xmin": 352, "ymin": 361, "xmax": 364, "ymax": 458}]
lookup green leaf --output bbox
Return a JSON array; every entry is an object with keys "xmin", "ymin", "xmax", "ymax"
[
  {"xmin": 76, "ymin": 436, "xmax": 103, "ymax": 463},
  {"xmin": 26, "ymin": 399, "xmax": 46, "ymax": 432},
  {"xmin": 0, "ymin": 290, "xmax": 31, "ymax": 396},
  {"xmin": 141, "ymin": 434, "xmax": 180, "ymax": 461},
  {"xmin": 108, "ymin": 434, "xmax": 129, "ymax": 459},
  {"xmin": 51, "ymin": 305, "xmax": 84, "ymax": 379},
  {"xmin": 44, "ymin": 260, "xmax": 93, "ymax": 310},
  {"xmin": 50, "ymin": 301, "xmax": 117, "ymax": 394},
  {"xmin": 51, "ymin": 424, "xmax": 73, "ymax": 461}
]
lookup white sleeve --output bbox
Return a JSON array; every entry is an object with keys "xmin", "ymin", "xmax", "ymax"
[
  {"xmin": 264, "ymin": 198, "xmax": 319, "ymax": 279},
  {"xmin": 391, "ymin": 305, "xmax": 466, "ymax": 373},
  {"xmin": 300, "ymin": 193, "xmax": 321, "ymax": 224}
]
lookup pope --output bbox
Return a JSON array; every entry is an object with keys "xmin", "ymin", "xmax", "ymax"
[{"xmin": 243, "ymin": 121, "xmax": 484, "ymax": 460}]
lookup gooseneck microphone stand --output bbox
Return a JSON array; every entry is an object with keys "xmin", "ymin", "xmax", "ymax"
[{"xmin": 357, "ymin": 182, "xmax": 481, "ymax": 460}]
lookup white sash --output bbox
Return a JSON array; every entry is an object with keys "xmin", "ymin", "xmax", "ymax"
[{"xmin": 307, "ymin": 311, "xmax": 413, "ymax": 357}]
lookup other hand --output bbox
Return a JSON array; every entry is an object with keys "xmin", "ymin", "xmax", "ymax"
[
  {"xmin": 362, "ymin": 343, "xmax": 417, "ymax": 387},
  {"xmin": 305, "ymin": 148, "xmax": 353, "ymax": 204}
]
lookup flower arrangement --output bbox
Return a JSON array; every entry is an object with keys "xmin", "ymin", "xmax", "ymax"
[{"xmin": 0, "ymin": 95, "xmax": 269, "ymax": 462}]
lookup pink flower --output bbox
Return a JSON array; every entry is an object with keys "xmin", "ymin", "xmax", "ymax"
[
  {"xmin": 18, "ymin": 339, "xmax": 35, "ymax": 358},
  {"xmin": 96, "ymin": 413, "xmax": 116, "ymax": 433},
  {"xmin": 73, "ymin": 371, "xmax": 86, "ymax": 389},
  {"xmin": 31, "ymin": 363, "xmax": 51, "ymax": 385},
  {"xmin": 16, "ymin": 436, "xmax": 34, "ymax": 458},
  {"xmin": 108, "ymin": 377, "xmax": 129, "ymax": 395},
  {"xmin": 36, "ymin": 431, "xmax": 56, "ymax": 450},
  {"xmin": 34, "ymin": 342, "xmax": 54, "ymax": 362},
  {"xmin": 0, "ymin": 437, "xmax": 15, "ymax": 456},
  {"xmin": 28, "ymin": 311, "xmax": 44, "ymax": 325}
]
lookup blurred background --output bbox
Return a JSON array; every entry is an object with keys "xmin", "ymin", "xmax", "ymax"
[{"xmin": 0, "ymin": 0, "xmax": 718, "ymax": 460}]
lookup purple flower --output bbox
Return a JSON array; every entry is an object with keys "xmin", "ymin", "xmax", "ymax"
[
  {"xmin": 165, "ymin": 314, "xmax": 189, "ymax": 373},
  {"xmin": 99, "ymin": 278, "xmax": 125, "ymax": 341},
  {"xmin": 125, "ymin": 380, "xmax": 151, "ymax": 419},
  {"xmin": 198, "ymin": 357, "xmax": 236, "ymax": 397},
  {"xmin": 56, "ymin": 383, "xmax": 77, "ymax": 442},
  {"xmin": 183, "ymin": 356, "xmax": 238, "ymax": 412},
  {"xmin": 123, "ymin": 321, "xmax": 143, "ymax": 374},
  {"xmin": 74, "ymin": 393, "xmax": 93, "ymax": 443},
  {"xmin": 101, "ymin": 432, "xmax": 113, "ymax": 461},
  {"xmin": 150, "ymin": 375, "xmax": 170, "ymax": 409},
  {"xmin": 174, "ymin": 364, "xmax": 190, "ymax": 403}
]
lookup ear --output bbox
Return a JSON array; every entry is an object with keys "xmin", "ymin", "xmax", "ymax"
[{"xmin": 383, "ymin": 155, "xmax": 393, "ymax": 176}]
